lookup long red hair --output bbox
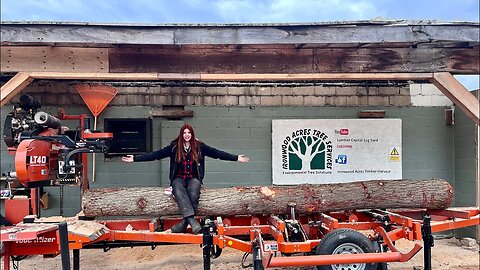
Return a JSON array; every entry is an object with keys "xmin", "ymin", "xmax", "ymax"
[{"xmin": 173, "ymin": 124, "xmax": 201, "ymax": 162}]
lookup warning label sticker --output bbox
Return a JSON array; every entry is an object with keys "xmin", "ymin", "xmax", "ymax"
[{"xmin": 389, "ymin": 147, "xmax": 401, "ymax": 161}]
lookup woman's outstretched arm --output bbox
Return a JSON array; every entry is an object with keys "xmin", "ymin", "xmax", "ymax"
[
  {"xmin": 202, "ymin": 143, "xmax": 250, "ymax": 162},
  {"xmin": 122, "ymin": 144, "xmax": 173, "ymax": 162}
]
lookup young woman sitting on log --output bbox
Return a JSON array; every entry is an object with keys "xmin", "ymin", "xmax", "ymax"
[{"xmin": 122, "ymin": 124, "xmax": 250, "ymax": 234}]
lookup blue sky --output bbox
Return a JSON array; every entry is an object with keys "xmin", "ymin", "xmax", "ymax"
[
  {"xmin": 1, "ymin": 0, "xmax": 479, "ymax": 23},
  {"xmin": 1, "ymin": 0, "xmax": 478, "ymax": 89}
]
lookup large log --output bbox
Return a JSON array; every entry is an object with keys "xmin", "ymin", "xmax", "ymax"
[{"xmin": 81, "ymin": 179, "xmax": 453, "ymax": 217}]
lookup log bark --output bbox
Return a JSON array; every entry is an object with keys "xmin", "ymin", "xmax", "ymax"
[{"xmin": 81, "ymin": 179, "xmax": 453, "ymax": 217}]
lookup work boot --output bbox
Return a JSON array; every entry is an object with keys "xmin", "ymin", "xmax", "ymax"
[
  {"xmin": 186, "ymin": 216, "xmax": 202, "ymax": 234},
  {"xmin": 170, "ymin": 218, "xmax": 188, "ymax": 233}
]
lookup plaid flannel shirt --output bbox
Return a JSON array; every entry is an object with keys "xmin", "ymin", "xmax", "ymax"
[{"xmin": 176, "ymin": 151, "xmax": 196, "ymax": 180}]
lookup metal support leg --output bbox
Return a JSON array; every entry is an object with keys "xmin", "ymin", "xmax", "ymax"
[
  {"xmin": 252, "ymin": 244, "xmax": 264, "ymax": 270},
  {"xmin": 288, "ymin": 203, "xmax": 297, "ymax": 221},
  {"xmin": 60, "ymin": 186, "xmax": 64, "ymax": 216},
  {"xmin": 202, "ymin": 222, "xmax": 213, "ymax": 270},
  {"xmin": 3, "ymin": 255, "xmax": 10, "ymax": 270},
  {"xmin": 35, "ymin": 188, "xmax": 41, "ymax": 218},
  {"xmin": 73, "ymin": 249, "xmax": 80, "ymax": 270},
  {"xmin": 2, "ymin": 241, "xmax": 11, "ymax": 270},
  {"xmin": 58, "ymin": 222, "xmax": 70, "ymax": 270},
  {"xmin": 421, "ymin": 215, "xmax": 434, "ymax": 270}
]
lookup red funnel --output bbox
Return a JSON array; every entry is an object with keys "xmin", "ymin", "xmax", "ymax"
[{"xmin": 76, "ymin": 84, "xmax": 118, "ymax": 117}]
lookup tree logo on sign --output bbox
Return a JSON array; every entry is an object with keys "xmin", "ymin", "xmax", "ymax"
[{"xmin": 281, "ymin": 129, "xmax": 333, "ymax": 171}]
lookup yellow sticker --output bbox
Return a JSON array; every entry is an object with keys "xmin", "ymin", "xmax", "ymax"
[{"xmin": 389, "ymin": 147, "xmax": 400, "ymax": 161}]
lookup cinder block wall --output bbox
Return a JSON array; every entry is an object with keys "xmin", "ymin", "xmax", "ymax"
[{"xmin": 0, "ymin": 81, "xmax": 464, "ymax": 218}]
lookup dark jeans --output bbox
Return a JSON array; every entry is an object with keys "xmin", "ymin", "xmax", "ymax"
[{"xmin": 171, "ymin": 177, "xmax": 201, "ymax": 218}]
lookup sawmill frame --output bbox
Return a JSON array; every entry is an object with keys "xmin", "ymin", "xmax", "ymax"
[{"xmin": 1, "ymin": 207, "xmax": 479, "ymax": 269}]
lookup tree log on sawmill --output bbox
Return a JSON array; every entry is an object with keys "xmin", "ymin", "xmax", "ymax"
[{"xmin": 82, "ymin": 179, "xmax": 453, "ymax": 217}]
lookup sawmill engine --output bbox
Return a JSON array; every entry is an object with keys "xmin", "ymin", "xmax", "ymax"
[
  {"xmin": 3, "ymin": 94, "xmax": 45, "ymax": 147},
  {"xmin": 3, "ymin": 94, "xmax": 112, "ymax": 188}
]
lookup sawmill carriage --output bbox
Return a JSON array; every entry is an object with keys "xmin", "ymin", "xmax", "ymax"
[{"xmin": 0, "ymin": 95, "xmax": 478, "ymax": 270}]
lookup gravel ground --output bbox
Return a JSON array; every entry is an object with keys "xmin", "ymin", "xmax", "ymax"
[{"xmin": 2, "ymin": 237, "xmax": 478, "ymax": 270}]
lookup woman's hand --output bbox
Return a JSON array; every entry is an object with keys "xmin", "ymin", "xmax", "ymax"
[
  {"xmin": 121, "ymin": 155, "xmax": 134, "ymax": 163},
  {"xmin": 237, "ymin": 155, "xmax": 250, "ymax": 163}
]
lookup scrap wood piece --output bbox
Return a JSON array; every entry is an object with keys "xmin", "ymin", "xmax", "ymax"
[
  {"xmin": 1, "ymin": 217, "xmax": 107, "ymax": 242},
  {"xmin": 34, "ymin": 216, "xmax": 70, "ymax": 223},
  {"xmin": 82, "ymin": 179, "xmax": 453, "ymax": 217},
  {"xmin": 67, "ymin": 220, "xmax": 108, "ymax": 241}
]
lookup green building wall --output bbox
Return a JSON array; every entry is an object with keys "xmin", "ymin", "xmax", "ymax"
[{"xmin": 2, "ymin": 105, "xmax": 460, "ymax": 218}]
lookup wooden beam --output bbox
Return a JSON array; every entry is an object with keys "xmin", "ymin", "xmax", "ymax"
[
  {"xmin": 0, "ymin": 72, "xmax": 33, "ymax": 107},
  {"xmin": 199, "ymin": 73, "xmax": 434, "ymax": 81},
  {"xmin": 109, "ymin": 47, "xmax": 479, "ymax": 74},
  {"xmin": 23, "ymin": 72, "xmax": 433, "ymax": 81},
  {"xmin": 430, "ymin": 72, "xmax": 480, "ymax": 125},
  {"xmin": 1, "ymin": 45, "xmax": 478, "ymax": 75},
  {"xmin": 29, "ymin": 72, "xmax": 160, "ymax": 80},
  {"xmin": 358, "ymin": 110, "xmax": 386, "ymax": 118},
  {"xmin": 2, "ymin": 23, "xmax": 478, "ymax": 47},
  {"xmin": 1, "ymin": 46, "xmax": 108, "ymax": 73},
  {"xmin": 27, "ymin": 72, "xmax": 201, "ymax": 81},
  {"xmin": 151, "ymin": 109, "xmax": 194, "ymax": 118}
]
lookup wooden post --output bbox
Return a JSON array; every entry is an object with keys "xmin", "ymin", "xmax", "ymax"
[
  {"xmin": 0, "ymin": 72, "xmax": 33, "ymax": 107},
  {"xmin": 430, "ymin": 72, "xmax": 480, "ymax": 125}
]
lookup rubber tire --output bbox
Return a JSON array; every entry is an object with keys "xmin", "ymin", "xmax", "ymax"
[
  {"xmin": 315, "ymin": 228, "xmax": 377, "ymax": 270},
  {"xmin": 376, "ymin": 262, "xmax": 388, "ymax": 270}
]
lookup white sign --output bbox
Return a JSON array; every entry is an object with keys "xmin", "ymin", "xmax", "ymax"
[{"xmin": 272, "ymin": 119, "xmax": 402, "ymax": 185}]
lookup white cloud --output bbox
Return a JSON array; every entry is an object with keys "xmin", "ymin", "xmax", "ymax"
[
  {"xmin": 213, "ymin": 0, "xmax": 260, "ymax": 22},
  {"xmin": 209, "ymin": 0, "xmax": 380, "ymax": 23},
  {"xmin": 347, "ymin": 1, "xmax": 376, "ymax": 18}
]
